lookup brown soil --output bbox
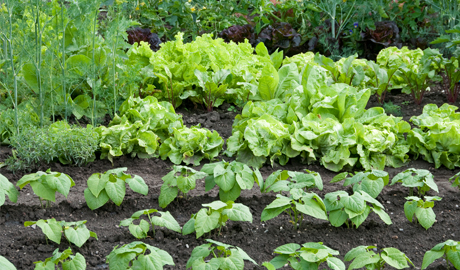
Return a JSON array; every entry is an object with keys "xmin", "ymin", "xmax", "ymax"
[{"xmin": 0, "ymin": 91, "xmax": 459, "ymax": 270}]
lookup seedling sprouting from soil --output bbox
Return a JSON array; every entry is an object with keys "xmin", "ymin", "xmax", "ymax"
[{"xmin": 120, "ymin": 208, "xmax": 181, "ymax": 239}]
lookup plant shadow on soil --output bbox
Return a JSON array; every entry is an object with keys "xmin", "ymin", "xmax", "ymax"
[{"xmin": 0, "ymin": 90, "xmax": 459, "ymax": 269}]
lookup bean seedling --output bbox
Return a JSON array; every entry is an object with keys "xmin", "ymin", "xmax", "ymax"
[
  {"xmin": 404, "ymin": 196, "xmax": 442, "ymax": 230},
  {"xmin": 120, "ymin": 208, "xmax": 181, "ymax": 239},
  {"xmin": 390, "ymin": 168, "xmax": 438, "ymax": 196},
  {"xmin": 345, "ymin": 245, "xmax": 414, "ymax": 270},
  {"xmin": 422, "ymin": 240, "xmax": 460, "ymax": 269},
  {"xmin": 33, "ymin": 248, "xmax": 85, "ymax": 270},
  {"xmin": 106, "ymin": 241, "xmax": 174, "ymax": 269}
]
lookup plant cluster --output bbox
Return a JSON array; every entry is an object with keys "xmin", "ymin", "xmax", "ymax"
[
  {"xmin": 106, "ymin": 241, "xmax": 175, "ymax": 269},
  {"xmin": 120, "ymin": 208, "xmax": 181, "ymax": 239}
]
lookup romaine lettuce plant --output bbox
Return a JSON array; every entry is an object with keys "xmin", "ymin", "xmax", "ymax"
[
  {"xmin": 0, "ymin": 255, "xmax": 16, "ymax": 270},
  {"xmin": 345, "ymin": 246, "xmax": 414, "ymax": 270},
  {"xmin": 390, "ymin": 169, "xmax": 438, "ymax": 196},
  {"xmin": 404, "ymin": 196, "xmax": 442, "ymax": 230},
  {"xmin": 0, "ymin": 174, "xmax": 18, "ymax": 207},
  {"xmin": 267, "ymin": 242, "xmax": 345, "ymax": 270},
  {"xmin": 106, "ymin": 241, "xmax": 174, "ymax": 269},
  {"xmin": 34, "ymin": 248, "xmax": 86, "ymax": 270},
  {"xmin": 201, "ymin": 160, "xmax": 262, "ymax": 202},
  {"xmin": 84, "ymin": 167, "xmax": 148, "ymax": 210},
  {"xmin": 422, "ymin": 240, "xmax": 460, "ymax": 270},
  {"xmin": 24, "ymin": 219, "xmax": 97, "ymax": 247},
  {"xmin": 258, "ymin": 169, "xmax": 323, "ymax": 193},
  {"xmin": 16, "ymin": 169, "xmax": 75, "ymax": 208},
  {"xmin": 324, "ymin": 190, "xmax": 392, "ymax": 228},
  {"xmin": 182, "ymin": 200, "xmax": 252, "ymax": 238},
  {"xmin": 331, "ymin": 170, "xmax": 389, "ymax": 199},
  {"xmin": 187, "ymin": 239, "xmax": 258, "ymax": 270},
  {"xmin": 159, "ymin": 125, "xmax": 224, "ymax": 166},
  {"xmin": 120, "ymin": 209, "xmax": 181, "ymax": 239},
  {"xmin": 159, "ymin": 165, "xmax": 208, "ymax": 208}
]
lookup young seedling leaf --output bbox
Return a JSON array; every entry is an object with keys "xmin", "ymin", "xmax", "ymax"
[
  {"xmin": 84, "ymin": 188, "xmax": 109, "ymax": 210},
  {"xmin": 125, "ymin": 175, "xmax": 148, "ymax": 196}
]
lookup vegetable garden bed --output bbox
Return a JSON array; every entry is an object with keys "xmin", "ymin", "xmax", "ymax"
[{"xmin": 0, "ymin": 91, "xmax": 459, "ymax": 270}]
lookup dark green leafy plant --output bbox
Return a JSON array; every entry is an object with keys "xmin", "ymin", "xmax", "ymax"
[
  {"xmin": 390, "ymin": 169, "xmax": 439, "ymax": 196},
  {"xmin": 193, "ymin": 69, "xmax": 232, "ymax": 112},
  {"xmin": 345, "ymin": 245, "xmax": 414, "ymax": 270},
  {"xmin": 324, "ymin": 190, "xmax": 392, "ymax": 228},
  {"xmin": 120, "ymin": 209, "xmax": 181, "ymax": 239},
  {"xmin": 422, "ymin": 240, "xmax": 460, "ymax": 270},
  {"xmin": 404, "ymin": 196, "xmax": 442, "ymax": 230},
  {"xmin": 106, "ymin": 241, "xmax": 174, "ymax": 270},
  {"xmin": 258, "ymin": 169, "xmax": 323, "ymax": 193},
  {"xmin": 266, "ymin": 242, "xmax": 345, "ymax": 270},
  {"xmin": 34, "ymin": 248, "xmax": 86, "ymax": 270},
  {"xmin": 16, "ymin": 169, "xmax": 74, "ymax": 208},
  {"xmin": 383, "ymin": 101, "xmax": 403, "ymax": 117},
  {"xmin": 84, "ymin": 167, "xmax": 148, "ymax": 210},
  {"xmin": 0, "ymin": 255, "xmax": 16, "ymax": 270},
  {"xmin": 24, "ymin": 219, "xmax": 97, "ymax": 247},
  {"xmin": 182, "ymin": 200, "xmax": 252, "ymax": 238},
  {"xmin": 159, "ymin": 165, "xmax": 208, "ymax": 208},
  {"xmin": 331, "ymin": 170, "xmax": 389, "ymax": 198},
  {"xmin": 368, "ymin": 61, "xmax": 398, "ymax": 104},
  {"xmin": 187, "ymin": 239, "xmax": 258, "ymax": 270},
  {"xmin": 201, "ymin": 160, "xmax": 262, "ymax": 202},
  {"xmin": 0, "ymin": 173, "xmax": 18, "ymax": 207},
  {"xmin": 261, "ymin": 188, "xmax": 328, "ymax": 230}
]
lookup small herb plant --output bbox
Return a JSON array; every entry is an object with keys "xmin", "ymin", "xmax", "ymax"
[
  {"xmin": 324, "ymin": 190, "xmax": 392, "ymax": 228},
  {"xmin": 34, "ymin": 248, "xmax": 86, "ymax": 270},
  {"xmin": 331, "ymin": 170, "xmax": 389, "ymax": 199},
  {"xmin": 120, "ymin": 209, "xmax": 181, "ymax": 239},
  {"xmin": 187, "ymin": 239, "xmax": 258, "ymax": 269},
  {"xmin": 422, "ymin": 240, "xmax": 460, "ymax": 270},
  {"xmin": 201, "ymin": 160, "xmax": 262, "ymax": 202},
  {"xmin": 159, "ymin": 165, "xmax": 208, "ymax": 208},
  {"xmin": 84, "ymin": 167, "xmax": 148, "ymax": 210},
  {"xmin": 449, "ymin": 171, "xmax": 460, "ymax": 189},
  {"xmin": 390, "ymin": 169, "xmax": 439, "ymax": 196},
  {"xmin": 261, "ymin": 188, "xmax": 328, "ymax": 230},
  {"xmin": 404, "ymin": 196, "xmax": 442, "ymax": 230},
  {"xmin": 345, "ymin": 245, "xmax": 414, "ymax": 270},
  {"xmin": 0, "ymin": 173, "xmax": 18, "ymax": 207},
  {"xmin": 0, "ymin": 255, "xmax": 16, "ymax": 270},
  {"xmin": 258, "ymin": 169, "xmax": 323, "ymax": 193},
  {"xmin": 266, "ymin": 242, "xmax": 345, "ymax": 270},
  {"xmin": 24, "ymin": 219, "xmax": 97, "ymax": 247},
  {"xmin": 16, "ymin": 169, "xmax": 75, "ymax": 208},
  {"xmin": 182, "ymin": 200, "xmax": 252, "ymax": 238},
  {"xmin": 106, "ymin": 241, "xmax": 174, "ymax": 269}
]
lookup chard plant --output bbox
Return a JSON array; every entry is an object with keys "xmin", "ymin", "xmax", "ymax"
[
  {"xmin": 201, "ymin": 160, "xmax": 262, "ymax": 202},
  {"xmin": 182, "ymin": 200, "xmax": 252, "ymax": 238},
  {"xmin": 120, "ymin": 209, "xmax": 181, "ymax": 239},
  {"xmin": 261, "ymin": 188, "xmax": 328, "ymax": 230},
  {"xmin": 0, "ymin": 173, "xmax": 18, "ymax": 207},
  {"xmin": 314, "ymin": 53, "xmax": 365, "ymax": 86},
  {"xmin": 258, "ymin": 169, "xmax": 323, "ymax": 193},
  {"xmin": 345, "ymin": 245, "xmax": 414, "ymax": 270},
  {"xmin": 390, "ymin": 169, "xmax": 439, "ymax": 196},
  {"xmin": 106, "ymin": 241, "xmax": 174, "ymax": 269},
  {"xmin": 422, "ymin": 240, "xmax": 460, "ymax": 270},
  {"xmin": 368, "ymin": 61, "xmax": 399, "ymax": 104},
  {"xmin": 194, "ymin": 69, "xmax": 232, "ymax": 112},
  {"xmin": 324, "ymin": 190, "xmax": 392, "ymax": 228},
  {"xmin": 159, "ymin": 165, "xmax": 208, "ymax": 208},
  {"xmin": 16, "ymin": 169, "xmax": 75, "ymax": 208},
  {"xmin": 331, "ymin": 170, "xmax": 389, "ymax": 199},
  {"xmin": 24, "ymin": 219, "xmax": 97, "ymax": 247},
  {"xmin": 34, "ymin": 248, "xmax": 85, "ymax": 270},
  {"xmin": 440, "ymin": 55, "xmax": 460, "ymax": 103},
  {"xmin": 187, "ymin": 239, "xmax": 258, "ymax": 270},
  {"xmin": 404, "ymin": 196, "xmax": 442, "ymax": 230},
  {"xmin": 265, "ymin": 242, "xmax": 345, "ymax": 270},
  {"xmin": 0, "ymin": 255, "xmax": 16, "ymax": 270},
  {"xmin": 84, "ymin": 167, "xmax": 148, "ymax": 210},
  {"xmin": 449, "ymin": 171, "xmax": 460, "ymax": 189}
]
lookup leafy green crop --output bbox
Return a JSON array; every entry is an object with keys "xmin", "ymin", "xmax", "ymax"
[
  {"xmin": 345, "ymin": 246, "xmax": 414, "ymax": 270},
  {"xmin": 120, "ymin": 209, "xmax": 181, "ymax": 239},
  {"xmin": 266, "ymin": 242, "xmax": 345, "ymax": 270},
  {"xmin": 390, "ymin": 169, "xmax": 438, "ymax": 196},
  {"xmin": 182, "ymin": 200, "xmax": 252, "ymax": 238},
  {"xmin": 201, "ymin": 160, "xmax": 262, "ymax": 202},
  {"xmin": 187, "ymin": 239, "xmax": 258, "ymax": 270},
  {"xmin": 24, "ymin": 219, "xmax": 97, "ymax": 247},
  {"xmin": 261, "ymin": 188, "xmax": 328, "ymax": 230},
  {"xmin": 16, "ymin": 169, "xmax": 74, "ymax": 208},
  {"xmin": 324, "ymin": 190, "xmax": 392, "ymax": 228},
  {"xmin": 84, "ymin": 167, "xmax": 148, "ymax": 210},
  {"xmin": 331, "ymin": 170, "xmax": 389, "ymax": 198},
  {"xmin": 0, "ymin": 255, "xmax": 16, "ymax": 270},
  {"xmin": 192, "ymin": 69, "xmax": 232, "ymax": 111},
  {"xmin": 0, "ymin": 173, "xmax": 18, "ymax": 207},
  {"xmin": 422, "ymin": 240, "xmax": 460, "ymax": 270},
  {"xmin": 106, "ymin": 241, "xmax": 174, "ymax": 270},
  {"xmin": 159, "ymin": 125, "xmax": 224, "ymax": 166},
  {"xmin": 258, "ymin": 169, "xmax": 323, "ymax": 193},
  {"xmin": 404, "ymin": 196, "xmax": 442, "ymax": 230},
  {"xmin": 449, "ymin": 171, "xmax": 460, "ymax": 189},
  {"xmin": 367, "ymin": 61, "xmax": 398, "ymax": 104},
  {"xmin": 159, "ymin": 165, "xmax": 208, "ymax": 208},
  {"xmin": 314, "ymin": 53, "xmax": 365, "ymax": 87},
  {"xmin": 34, "ymin": 248, "xmax": 86, "ymax": 270}
]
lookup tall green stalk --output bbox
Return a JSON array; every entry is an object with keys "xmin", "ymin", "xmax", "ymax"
[
  {"xmin": 111, "ymin": 5, "xmax": 120, "ymax": 117},
  {"xmin": 60, "ymin": 0, "xmax": 67, "ymax": 122},
  {"xmin": 91, "ymin": 9, "xmax": 98, "ymax": 126},
  {"xmin": 5, "ymin": 0, "xmax": 19, "ymax": 134},
  {"xmin": 33, "ymin": 0, "xmax": 44, "ymax": 127}
]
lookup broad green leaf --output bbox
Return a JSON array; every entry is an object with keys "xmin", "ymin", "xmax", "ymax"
[
  {"xmin": 182, "ymin": 218, "xmax": 196, "ymax": 235},
  {"xmin": 404, "ymin": 201, "xmax": 418, "ymax": 222},
  {"xmin": 327, "ymin": 257, "xmax": 345, "ymax": 270},
  {"xmin": 214, "ymin": 165, "xmax": 236, "ymax": 192},
  {"xmin": 87, "ymin": 173, "xmax": 109, "ymax": 198},
  {"xmin": 131, "ymin": 253, "xmax": 163, "ymax": 270},
  {"xmin": 222, "ymin": 203, "xmax": 252, "ymax": 222},
  {"xmin": 421, "ymin": 250, "xmax": 444, "ymax": 269},
  {"xmin": 187, "ymin": 243, "xmax": 213, "ymax": 268},
  {"xmin": 329, "ymin": 209, "xmax": 348, "ymax": 227},
  {"xmin": 62, "ymin": 253, "xmax": 86, "ymax": 270},
  {"xmin": 125, "ymin": 175, "xmax": 148, "ymax": 196},
  {"xmin": 64, "ymin": 226, "xmax": 90, "ymax": 247},
  {"xmin": 203, "ymin": 201, "xmax": 228, "ymax": 210},
  {"xmin": 342, "ymin": 193, "xmax": 365, "ymax": 213},
  {"xmin": 219, "ymin": 184, "xmax": 241, "ymax": 202},
  {"xmin": 372, "ymin": 207, "xmax": 392, "ymax": 225},
  {"xmin": 36, "ymin": 219, "xmax": 62, "ymax": 244},
  {"xmin": 84, "ymin": 188, "xmax": 110, "ymax": 210},
  {"xmin": 262, "ymin": 262, "xmax": 276, "ymax": 270},
  {"xmin": 195, "ymin": 209, "xmax": 220, "ymax": 238},
  {"xmin": 269, "ymin": 254, "xmax": 290, "ymax": 269},
  {"xmin": 191, "ymin": 258, "xmax": 221, "ymax": 270},
  {"xmin": 219, "ymin": 251, "xmax": 245, "ymax": 270},
  {"xmin": 30, "ymin": 181, "xmax": 56, "ymax": 202},
  {"xmin": 105, "ymin": 178, "xmax": 126, "ymax": 206},
  {"xmin": 446, "ymin": 250, "xmax": 460, "ymax": 269},
  {"xmin": 415, "ymin": 208, "xmax": 435, "ymax": 230},
  {"xmin": 159, "ymin": 184, "xmax": 178, "ymax": 208},
  {"xmin": 45, "ymin": 173, "xmax": 74, "ymax": 198},
  {"xmin": 274, "ymin": 243, "xmax": 300, "ymax": 254},
  {"xmin": 128, "ymin": 220, "xmax": 150, "ymax": 239},
  {"xmin": 150, "ymin": 211, "xmax": 181, "ymax": 233},
  {"xmin": 381, "ymin": 248, "xmax": 409, "ymax": 269},
  {"xmin": 347, "ymin": 252, "xmax": 380, "ymax": 269},
  {"xmin": 344, "ymin": 246, "xmax": 372, "ymax": 261},
  {"xmin": 235, "ymin": 248, "xmax": 258, "ymax": 265},
  {"xmin": 350, "ymin": 206, "xmax": 370, "ymax": 228},
  {"xmin": 0, "ymin": 255, "xmax": 17, "ymax": 270},
  {"xmin": 34, "ymin": 261, "xmax": 54, "ymax": 270}
]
